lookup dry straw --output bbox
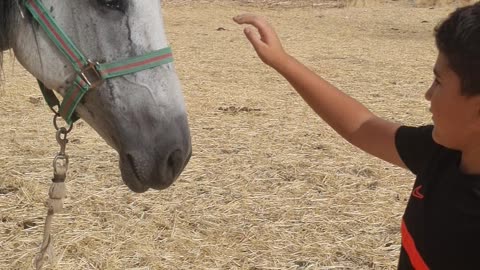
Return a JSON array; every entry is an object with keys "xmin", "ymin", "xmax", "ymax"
[{"xmin": 0, "ymin": 1, "xmax": 462, "ymax": 269}]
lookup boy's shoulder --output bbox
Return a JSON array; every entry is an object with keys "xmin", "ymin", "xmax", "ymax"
[{"xmin": 396, "ymin": 125, "xmax": 457, "ymax": 175}]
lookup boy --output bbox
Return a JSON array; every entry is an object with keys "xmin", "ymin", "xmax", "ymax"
[{"xmin": 234, "ymin": 3, "xmax": 480, "ymax": 269}]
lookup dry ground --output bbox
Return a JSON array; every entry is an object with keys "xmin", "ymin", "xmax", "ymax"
[{"xmin": 0, "ymin": 1, "xmax": 460, "ymax": 269}]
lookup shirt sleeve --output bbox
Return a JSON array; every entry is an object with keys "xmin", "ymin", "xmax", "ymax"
[{"xmin": 395, "ymin": 125, "xmax": 437, "ymax": 175}]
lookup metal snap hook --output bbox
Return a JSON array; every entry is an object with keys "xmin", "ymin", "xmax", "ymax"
[
  {"xmin": 55, "ymin": 128, "xmax": 69, "ymax": 155},
  {"xmin": 53, "ymin": 115, "xmax": 73, "ymax": 133}
]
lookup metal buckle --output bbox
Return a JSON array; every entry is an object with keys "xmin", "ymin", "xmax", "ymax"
[{"xmin": 79, "ymin": 60, "xmax": 104, "ymax": 89}]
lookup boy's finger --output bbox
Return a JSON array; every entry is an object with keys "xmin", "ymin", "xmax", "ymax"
[
  {"xmin": 233, "ymin": 14, "xmax": 263, "ymax": 24},
  {"xmin": 244, "ymin": 26, "xmax": 265, "ymax": 49},
  {"xmin": 234, "ymin": 14, "xmax": 268, "ymax": 29},
  {"xmin": 234, "ymin": 14, "xmax": 272, "ymax": 40}
]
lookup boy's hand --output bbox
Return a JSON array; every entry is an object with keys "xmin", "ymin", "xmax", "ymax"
[{"xmin": 233, "ymin": 14, "xmax": 289, "ymax": 68}]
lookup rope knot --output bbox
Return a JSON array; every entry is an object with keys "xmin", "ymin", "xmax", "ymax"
[
  {"xmin": 35, "ymin": 123, "xmax": 72, "ymax": 270},
  {"xmin": 47, "ymin": 182, "xmax": 67, "ymax": 213}
]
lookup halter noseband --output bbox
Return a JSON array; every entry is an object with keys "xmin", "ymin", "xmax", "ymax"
[{"xmin": 24, "ymin": 0, "xmax": 174, "ymax": 124}]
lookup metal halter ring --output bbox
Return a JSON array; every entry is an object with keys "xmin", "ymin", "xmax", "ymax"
[
  {"xmin": 79, "ymin": 60, "xmax": 104, "ymax": 89},
  {"xmin": 53, "ymin": 114, "xmax": 73, "ymax": 133}
]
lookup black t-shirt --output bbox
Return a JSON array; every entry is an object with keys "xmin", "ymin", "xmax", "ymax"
[{"xmin": 395, "ymin": 125, "xmax": 480, "ymax": 270}]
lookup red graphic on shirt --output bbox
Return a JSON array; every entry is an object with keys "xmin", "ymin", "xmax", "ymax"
[
  {"xmin": 402, "ymin": 219, "xmax": 430, "ymax": 269},
  {"xmin": 412, "ymin": 185, "xmax": 424, "ymax": 199}
]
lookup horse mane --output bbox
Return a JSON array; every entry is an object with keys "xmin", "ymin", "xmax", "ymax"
[{"xmin": 0, "ymin": 1, "xmax": 14, "ymax": 81}]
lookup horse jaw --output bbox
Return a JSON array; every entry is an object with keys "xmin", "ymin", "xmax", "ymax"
[
  {"xmin": 9, "ymin": 0, "xmax": 191, "ymax": 192},
  {"xmin": 77, "ymin": 68, "xmax": 192, "ymax": 193}
]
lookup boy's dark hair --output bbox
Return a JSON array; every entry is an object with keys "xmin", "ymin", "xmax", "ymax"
[{"xmin": 435, "ymin": 2, "xmax": 480, "ymax": 96}]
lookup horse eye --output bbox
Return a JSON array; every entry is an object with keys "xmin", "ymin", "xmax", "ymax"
[{"xmin": 97, "ymin": 0, "xmax": 127, "ymax": 12}]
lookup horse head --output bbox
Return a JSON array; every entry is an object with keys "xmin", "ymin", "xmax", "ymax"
[{"xmin": 5, "ymin": 0, "xmax": 191, "ymax": 192}]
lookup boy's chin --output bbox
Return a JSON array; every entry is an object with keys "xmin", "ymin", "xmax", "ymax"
[
  {"xmin": 431, "ymin": 127, "xmax": 458, "ymax": 150},
  {"xmin": 431, "ymin": 127, "xmax": 445, "ymax": 146}
]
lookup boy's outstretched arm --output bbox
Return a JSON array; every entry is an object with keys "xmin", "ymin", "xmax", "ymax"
[{"xmin": 234, "ymin": 14, "xmax": 406, "ymax": 169}]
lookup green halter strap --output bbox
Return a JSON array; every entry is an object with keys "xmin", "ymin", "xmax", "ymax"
[{"xmin": 24, "ymin": 0, "xmax": 174, "ymax": 124}]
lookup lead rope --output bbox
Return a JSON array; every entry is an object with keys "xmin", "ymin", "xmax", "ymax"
[{"xmin": 34, "ymin": 116, "xmax": 72, "ymax": 270}]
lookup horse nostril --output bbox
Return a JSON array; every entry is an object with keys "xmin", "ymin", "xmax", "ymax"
[
  {"xmin": 167, "ymin": 149, "xmax": 184, "ymax": 178},
  {"xmin": 126, "ymin": 153, "xmax": 142, "ymax": 181},
  {"xmin": 122, "ymin": 147, "xmax": 191, "ymax": 190}
]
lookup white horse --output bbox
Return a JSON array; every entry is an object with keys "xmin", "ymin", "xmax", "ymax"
[{"xmin": 0, "ymin": 0, "xmax": 192, "ymax": 193}]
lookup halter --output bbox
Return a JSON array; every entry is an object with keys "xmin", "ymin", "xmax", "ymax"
[{"xmin": 24, "ymin": 0, "xmax": 174, "ymax": 124}]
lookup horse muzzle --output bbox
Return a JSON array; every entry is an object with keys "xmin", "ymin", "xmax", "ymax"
[{"xmin": 119, "ymin": 139, "xmax": 192, "ymax": 193}]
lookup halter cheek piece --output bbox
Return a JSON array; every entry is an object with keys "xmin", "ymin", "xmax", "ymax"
[{"xmin": 24, "ymin": 0, "xmax": 174, "ymax": 125}]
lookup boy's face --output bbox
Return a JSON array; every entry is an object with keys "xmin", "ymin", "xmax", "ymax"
[{"xmin": 425, "ymin": 52, "xmax": 480, "ymax": 150}]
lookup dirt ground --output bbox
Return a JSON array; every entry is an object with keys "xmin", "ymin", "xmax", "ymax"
[{"xmin": 0, "ymin": 1, "xmax": 461, "ymax": 269}]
